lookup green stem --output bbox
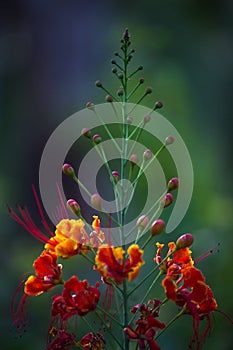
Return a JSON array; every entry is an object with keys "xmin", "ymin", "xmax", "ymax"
[
  {"xmin": 93, "ymin": 109, "xmax": 121, "ymax": 152},
  {"xmin": 127, "ymin": 81, "xmax": 142, "ymax": 100},
  {"xmin": 95, "ymin": 310, "xmax": 125, "ymax": 350},
  {"xmin": 96, "ymin": 304, "xmax": 123, "ymax": 327},
  {"xmin": 72, "ymin": 174, "xmax": 92, "ymax": 197},
  {"xmin": 80, "ymin": 251, "xmax": 95, "ymax": 265},
  {"xmin": 155, "ymin": 307, "xmax": 185, "ymax": 340},
  {"xmin": 121, "ymin": 35, "xmax": 130, "ymax": 350},
  {"xmin": 128, "ymin": 265, "xmax": 159, "ymax": 297},
  {"xmin": 129, "ymin": 271, "xmax": 164, "ymax": 325}
]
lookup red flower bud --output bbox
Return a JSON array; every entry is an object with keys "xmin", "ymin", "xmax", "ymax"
[
  {"xmin": 168, "ymin": 177, "xmax": 179, "ymax": 191},
  {"xmin": 150, "ymin": 219, "xmax": 165, "ymax": 236},
  {"xmin": 127, "ymin": 115, "xmax": 133, "ymax": 124},
  {"xmin": 93, "ymin": 134, "xmax": 102, "ymax": 144},
  {"xmin": 95, "ymin": 80, "xmax": 102, "ymax": 87},
  {"xmin": 91, "ymin": 194, "xmax": 102, "ymax": 210},
  {"xmin": 176, "ymin": 233, "xmax": 194, "ymax": 249},
  {"xmin": 154, "ymin": 100, "xmax": 163, "ymax": 109},
  {"xmin": 129, "ymin": 154, "xmax": 138, "ymax": 165},
  {"xmin": 161, "ymin": 193, "xmax": 173, "ymax": 208},
  {"xmin": 81, "ymin": 127, "xmax": 91, "ymax": 138},
  {"xmin": 86, "ymin": 101, "xmax": 95, "ymax": 110},
  {"xmin": 62, "ymin": 164, "xmax": 75, "ymax": 176},
  {"xmin": 165, "ymin": 135, "xmax": 175, "ymax": 146},
  {"xmin": 146, "ymin": 87, "xmax": 152, "ymax": 94},
  {"xmin": 143, "ymin": 149, "xmax": 153, "ymax": 160},
  {"xmin": 67, "ymin": 199, "xmax": 81, "ymax": 216},
  {"xmin": 111, "ymin": 171, "xmax": 120, "ymax": 183},
  {"xmin": 105, "ymin": 95, "xmax": 113, "ymax": 102},
  {"xmin": 143, "ymin": 114, "xmax": 151, "ymax": 123},
  {"xmin": 136, "ymin": 215, "xmax": 149, "ymax": 229}
]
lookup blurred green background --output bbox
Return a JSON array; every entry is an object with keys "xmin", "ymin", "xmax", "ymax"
[{"xmin": 1, "ymin": 0, "xmax": 233, "ymax": 349}]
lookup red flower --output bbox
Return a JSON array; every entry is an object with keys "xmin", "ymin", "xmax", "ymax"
[
  {"xmin": 51, "ymin": 276, "xmax": 100, "ymax": 320},
  {"xmin": 46, "ymin": 330, "xmax": 75, "ymax": 350},
  {"xmin": 95, "ymin": 244, "xmax": 144, "ymax": 284},
  {"xmin": 124, "ymin": 299, "xmax": 166, "ymax": 350},
  {"xmin": 157, "ymin": 241, "xmax": 217, "ymax": 349},
  {"xmin": 24, "ymin": 250, "xmax": 63, "ymax": 296},
  {"xmin": 79, "ymin": 332, "xmax": 105, "ymax": 349}
]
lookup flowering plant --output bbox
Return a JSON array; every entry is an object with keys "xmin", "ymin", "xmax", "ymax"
[{"xmin": 10, "ymin": 29, "xmax": 231, "ymax": 350}]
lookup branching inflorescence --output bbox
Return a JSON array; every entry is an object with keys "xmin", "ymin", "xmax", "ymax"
[{"xmin": 10, "ymin": 28, "xmax": 230, "ymax": 350}]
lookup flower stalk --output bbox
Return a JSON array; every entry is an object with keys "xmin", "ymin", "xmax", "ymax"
[{"xmin": 10, "ymin": 28, "xmax": 223, "ymax": 350}]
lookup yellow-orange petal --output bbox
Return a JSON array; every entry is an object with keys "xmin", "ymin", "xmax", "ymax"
[
  {"xmin": 24, "ymin": 275, "xmax": 56, "ymax": 296},
  {"xmin": 127, "ymin": 244, "xmax": 144, "ymax": 282},
  {"xmin": 55, "ymin": 238, "xmax": 79, "ymax": 258},
  {"xmin": 56, "ymin": 219, "xmax": 87, "ymax": 243},
  {"xmin": 92, "ymin": 215, "xmax": 100, "ymax": 234}
]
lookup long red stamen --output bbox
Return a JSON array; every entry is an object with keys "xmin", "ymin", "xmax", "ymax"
[
  {"xmin": 11, "ymin": 275, "xmax": 30, "ymax": 335},
  {"xmin": 8, "ymin": 205, "xmax": 50, "ymax": 243},
  {"xmin": 56, "ymin": 182, "xmax": 69, "ymax": 219},
  {"xmin": 32, "ymin": 185, "xmax": 54, "ymax": 236},
  {"xmin": 194, "ymin": 243, "xmax": 220, "ymax": 265}
]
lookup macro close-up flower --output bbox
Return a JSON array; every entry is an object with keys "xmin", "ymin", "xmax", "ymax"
[
  {"xmin": 24, "ymin": 250, "xmax": 63, "ymax": 296},
  {"xmin": 95, "ymin": 243, "xmax": 144, "ymax": 284}
]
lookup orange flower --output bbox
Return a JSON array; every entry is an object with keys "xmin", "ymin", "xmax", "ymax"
[
  {"xmin": 24, "ymin": 250, "xmax": 62, "ymax": 296},
  {"xmin": 90, "ymin": 216, "xmax": 105, "ymax": 248},
  {"xmin": 95, "ymin": 244, "xmax": 144, "ymax": 284},
  {"xmin": 154, "ymin": 241, "xmax": 194, "ymax": 275},
  {"xmin": 45, "ymin": 219, "xmax": 90, "ymax": 258},
  {"xmin": 157, "ymin": 241, "xmax": 217, "ymax": 349}
]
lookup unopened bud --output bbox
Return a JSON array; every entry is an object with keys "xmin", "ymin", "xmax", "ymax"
[
  {"xmin": 154, "ymin": 101, "xmax": 163, "ymax": 109},
  {"xmin": 81, "ymin": 127, "xmax": 91, "ymax": 138},
  {"xmin": 112, "ymin": 67, "xmax": 117, "ymax": 74},
  {"xmin": 111, "ymin": 171, "xmax": 120, "ymax": 183},
  {"xmin": 105, "ymin": 95, "xmax": 113, "ymax": 103},
  {"xmin": 168, "ymin": 177, "xmax": 179, "ymax": 191},
  {"xmin": 93, "ymin": 134, "xmax": 102, "ymax": 144},
  {"xmin": 162, "ymin": 193, "xmax": 173, "ymax": 208},
  {"xmin": 176, "ymin": 233, "xmax": 194, "ymax": 249},
  {"xmin": 95, "ymin": 80, "xmax": 102, "ymax": 87},
  {"xmin": 138, "ymin": 65, "xmax": 143, "ymax": 70},
  {"xmin": 143, "ymin": 114, "xmax": 150, "ymax": 123},
  {"xmin": 90, "ymin": 194, "xmax": 102, "ymax": 210},
  {"xmin": 118, "ymin": 72, "xmax": 123, "ymax": 80},
  {"xmin": 127, "ymin": 115, "xmax": 133, "ymax": 124},
  {"xmin": 150, "ymin": 219, "xmax": 165, "ymax": 236},
  {"xmin": 67, "ymin": 199, "xmax": 81, "ymax": 216},
  {"xmin": 86, "ymin": 101, "xmax": 95, "ymax": 110},
  {"xmin": 62, "ymin": 164, "xmax": 75, "ymax": 176},
  {"xmin": 165, "ymin": 136, "xmax": 175, "ymax": 146},
  {"xmin": 139, "ymin": 77, "xmax": 145, "ymax": 84},
  {"xmin": 129, "ymin": 154, "xmax": 138, "ymax": 165},
  {"xmin": 117, "ymin": 89, "xmax": 123, "ymax": 96},
  {"xmin": 143, "ymin": 149, "xmax": 153, "ymax": 160},
  {"xmin": 136, "ymin": 215, "xmax": 149, "ymax": 229},
  {"xmin": 145, "ymin": 87, "xmax": 152, "ymax": 94}
]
